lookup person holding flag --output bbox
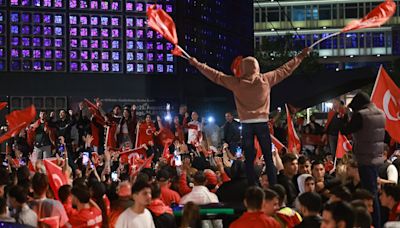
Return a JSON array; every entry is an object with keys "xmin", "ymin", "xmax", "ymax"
[{"xmin": 188, "ymin": 48, "xmax": 311, "ymax": 186}]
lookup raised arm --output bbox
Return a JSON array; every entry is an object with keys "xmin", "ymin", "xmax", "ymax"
[
  {"xmin": 189, "ymin": 57, "xmax": 239, "ymax": 91},
  {"xmin": 263, "ymin": 48, "xmax": 310, "ymax": 87}
]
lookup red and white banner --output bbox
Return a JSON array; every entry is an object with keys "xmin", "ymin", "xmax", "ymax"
[
  {"xmin": 43, "ymin": 159, "xmax": 68, "ymax": 200},
  {"xmin": 286, "ymin": 104, "xmax": 301, "ymax": 153},
  {"xmin": 336, "ymin": 132, "xmax": 352, "ymax": 159}
]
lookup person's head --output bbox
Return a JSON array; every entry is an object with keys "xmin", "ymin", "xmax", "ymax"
[
  {"xmin": 312, "ymin": 160, "xmax": 325, "ymax": 180},
  {"xmin": 262, "ymin": 189, "xmax": 280, "ymax": 216},
  {"xmin": 240, "ymin": 56, "xmax": 260, "ymax": 78},
  {"xmin": 181, "ymin": 201, "xmax": 200, "ymax": 228},
  {"xmin": 117, "ymin": 181, "xmax": 132, "ymax": 199},
  {"xmin": 321, "ymin": 201, "xmax": 355, "ymax": 228},
  {"xmin": 71, "ymin": 185, "xmax": 91, "ymax": 208},
  {"xmin": 353, "ymin": 189, "xmax": 374, "ymax": 213},
  {"xmin": 243, "ymin": 186, "xmax": 264, "ymax": 211},
  {"xmin": 173, "ymin": 116, "xmax": 180, "ymax": 124},
  {"xmin": 310, "ymin": 115, "xmax": 316, "ymax": 122},
  {"xmin": 150, "ymin": 182, "xmax": 161, "ymax": 200},
  {"xmin": 0, "ymin": 197, "xmax": 8, "ymax": 216},
  {"xmin": 7, "ymin": 185, "xmax": 28, "ymax": 208},
  {"xmin": 145, "ymin": 113, "xmax": 152, "ymax": 123},
  {"xmin": 225, "ymin": 112, "xmax": 233, "ymax": 122},
  {"xmin": 346, "ymin": 160, "xmax": 359, "ymax": 179},
  {"xmin": 89, "ymin": 181, "xmax": 106, "ymax": 200},
  {"xmin": 191, "ymin": 112, "xmax": 199, "ymax": 121},
  {"xmin": 156, "ymin": 169, "xmax": 170, "ymax": 184},
  {"xmin": 298, "ymin": 156, "xmax": 311, "ymax": 175},
  {"xmin": 353, "ymin": 206, "xmax": 372, "ymax": 228},
  {"xmin": 131, "ymin": 180, "xmax": 152, "ymax": 207},
  {"xmin": 297, "ymin": 192, "xmax": 322, "ymax": 217},
  {"xmin": 193, "ymin": 171, "xmax": 206, "ymax": 186},
  {"xmin": 179, "ymin": 105, "xmax": 187, "ymax": 115},
  {"xmin": 348, "ymin": 92, "xmax": 370, "ymax": 112},
  {"xmin": 59, "ymin": 109, "xmax": 67, "ymax": 119},
  {"xmin": 32, "ymin": 173, "xmax": 49, "ymax": 196},
  {"xmin": 329, "ymin": 186, "xmax": 352, "ymax": 203},
  {"xmin": 58, "ymin": 185, "xmax": 72, "ymax": 204},
  {"xmin": 112, "ymin": 105, "xmax": 121, "ymax": 115},
  {"xmin": 122, "ymin": 108, "xmax": 131, "ymax": 119},
  {"xmin": 259, "ymin": 172, "xmax": 269, "ymax": 190},
  {"xmin": 270, "ymin": 184, "xmax": 287, "ymax": 207},
  {"xmin": 39, "ymin": 111, "xmax": 47, "ymax": 120},
  {"xmin": 380, "ymin": 184, "xmax": 400, "ymax": 209},
  {"xmin": 282, "ymin": 153, "xmax": 298, "ymax": 177},
  {"xmin": 325, "ymin": 152, "xmax": 333, "ymax": 162}
]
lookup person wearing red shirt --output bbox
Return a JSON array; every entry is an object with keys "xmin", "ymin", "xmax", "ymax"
[
  {"xmin": 380, "ymin": 184, "xmax": 400, "ymax": 222},
  {"xmin": 69, "ymin": 185, "xmax": 103, "ymax": 228},
  {"xmin": 156, "ymin": 169, "xmax": 181, "ymax": 206},
  {"xmin": 230, "ymin": 186, "xmax": 280, "ymax": 228}
]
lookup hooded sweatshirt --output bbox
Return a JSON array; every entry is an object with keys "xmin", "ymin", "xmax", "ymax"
[{"xmin": 192, "ymin": 51, "xmax": 308, "ymax": 122}]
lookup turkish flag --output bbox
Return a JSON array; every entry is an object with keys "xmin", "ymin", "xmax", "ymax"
[
  {"xmin": 336, "ymin": 132, "xmax": 352, "ymax": 159},
  {"xmin": 255, "ymin": 133, "xmax": 285, "ymax": 159},
  {"xmin": 371, "ymin": 66, "xmax": 400, "ymax": 142},
  {"xmin": 131, "ymin": 154, "xmax": 154, "ymax": 177},
  {"xmin": 135, "ymin": 122, "xmax": 156, "ymax": 148},
  {"xmin": 342, "ymin": 0, "xmax": 396, "ymax": 32},
  {"xmin": 0, "ymin": 102, "xmax": 7, "ymax": 111},
  {"xmin": 0, "ymin": 105, "xmax": 37, "ymax": 144},
  {"xmin": 286, "ymin": 104, "xmax": 301, "ymax": 153},
  {"xmin": 43, "ymin": 159, "xmax": 68, "ymax": 200},
  {"xmin": 119, "ymin": 146, "xmax": 147, "ymax": 163},
  {"xmin": 271, "ymin": 134, "xmax": 286, "ymax": 152},
  {"xmin": 156, "ymin": 128, "xmax": 175, "ymax": 146},
  {"xmin": 231, "ymin": 56, "xmax": 243, "ymax": 77},
  {"xmin": 105, "ymin": 124, "xmax": 117, "ymax": 149}
]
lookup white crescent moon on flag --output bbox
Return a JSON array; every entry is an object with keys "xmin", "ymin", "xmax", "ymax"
[
  {"xmin": 383, "ymin": 90, "xmax": 400, "ymax": 121},
  {"xmin": 146, "ymin": 128, "xmax": 153, "ymax": 135},
  {"xmin": 343, "ymin": 142, "xmax": 351, "ymax": 152}
]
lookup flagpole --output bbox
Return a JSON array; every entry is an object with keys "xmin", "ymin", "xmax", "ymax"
[
  {"xmin": 310, "ymin": 32, "xmax": 341, "ymax": 49},
  {"xmin": 333, "ymin": 157, "xmax": 337, "ymax": 170}
]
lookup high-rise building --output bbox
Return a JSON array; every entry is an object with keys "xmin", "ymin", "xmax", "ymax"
[{"xmin": 254, "ymin": 0, "xmax": 400, "ymax": 70}]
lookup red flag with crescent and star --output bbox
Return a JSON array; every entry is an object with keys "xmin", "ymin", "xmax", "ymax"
[
  {"xmin": 336, "ymin": 131, "xmax": 352, "ymax": 159},
  {"xmin": 43, "ymin": 159, "xmax": 68, "ymax": 200},
  {"xmin": 371, "ymin": 65, "xmax": 400, "ymax": 142}
]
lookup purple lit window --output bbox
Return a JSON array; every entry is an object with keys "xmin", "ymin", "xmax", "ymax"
[
  {"xmin": 11, "ymin": 0, "xmax": 18, "ymax": 6},
  {"xmin": 137, "ymin": 64, "xmax": 144, "ymax": 72},
  {"xmin": 166, "ymin": 5, "xmax": 173, "ymax": 13},
  {"xmin": 22, "ymin": 38, "xmax": 30, "ymax": 46},
  {"xmin": 11, "ymin": 61, "xmax": 20, "ymax": 70},
  {"xmin": 44, "ymin": 62, "xmax": 53, "ymax": 71},
  {"xmin": 21, "ymin": 0, "xmax": 29, "ymax": 6},
  {"xmin": 147, "ymin": 30, "xmax": 153, "ymax": 38},
  {"xmin": 55, "ymin": 0, "xmax": 62, "ymax": 7},
  {"xmin": 81, "ymin": 50, "xmax": 88, "ymax": 59},
  {"xmin": 101, "ymin": 40, "xmax": 109, "ymax": 48},
  {"xmin": 101, "ymin": 28, "xmax": 109, "ymax": 37},
  {"xmin": 91, "ymin": 51, "xmax": 99, "ymax": 59},
  {"xmin": 126, "ymin": 2, "xmax": 133, "ymax": 11},
  {"xmin": 45, "ymin": 50, "xmax": 52, "ymax": 59},
  {"xmin": 44, "ymin": 15, "xmax": 52, "ymax": 23},
  {"xmin": 33, "ymin": 62, "xmax": 41, "ymax": 71},
  {"xmin": 0, "ymin": 38, "xmax": 4, "ymax": 46},
  {"xmin": 0, "ymin": 49, "xmax": 2, "ymax": 58},
  {"xmin": 80, "ymin": 28, "xmax": 88, "ymax": 36},
  {"xmin": 55, "ymin": 39, "xmax": 62, "ymax": 47},
  {"xmin": 136, "ymin": 41, "xmax": 143, "ymax": 50},
  {"xmin": 112, "ymin": 52, "xmax": 119, "ymax": 60},
  {"xmin": 157, "ymin": 64, "xmax": 163, "ymax": 72},
  {"xmin": 101, "ymin": 52, "xmax": 109, "ymax": 60},
  {"xmin": 91, "ymin": 1, "xmax": 98, "ymax": 9},
  {"xmin": 22, "ymin": 26, "xmax": 30, "ymax": 35},
  {"xmin": 156, "ymin": 32, "xmax": 163, "ymax": 39},
  {"xmin": 147, "ymin": 64, "xmax": 154, "ymax": 72},
  {"xmin": 70, "ymin": 0, "xmax": 77, "ymax": 8},
  {"xmin": 101, "ymin": 1, "xmax": 108, "ymax": 10},
  {"xmin": 166, "ymin": 43, "xmax": 173, "ymax": 50},
  {"xmin": 11, "ymin": 37, "xmax": 19, "ymax": 46},
  {"xmin": 22, "ymin": 50, "xmax": 30, "ymax": 58},
  {"xmin": 166, "ymin": 54, "xmax": 173, "ymax": 62},
  {"xmin": 127, "ymin": 64, "xmax": 134, "ymax": 72},
  {"xmin": 55, "ymin": 15, "xmax": 62, "ymax": 24},
  {"xmin": 33, "ymin": 0, "xmax": 40, "ymax": 6},
  {"xmin": 33, "ymin": 14, "xmax": 41, "ymax": 23},
  {"xmin": 0, "ymin": 61, "xmax": 4, "ymax": 71},
  {"xmin": 101, "ymin": 17, "xmax": 108, "ymax": 26},
  {"xmin": 111, "ymin": 17, "xmax": 119, "ymax": 26},
  {"xmin": 166, "ymin": 65, "xmax": 173, "ymax": 72},
  {"xmin": 112, "ymin": 63, "xmax": 119, "ymax": 72},
  {"xmin": 127, "ymin": 52, "xmax": 133, "ymax": 60},
  {"xmin": 157, "ymin": 54, "xmax": 163, "ymax": 61},
  {"xmin": 11, "ymin": 49, "xmax": 19, "ymax": 58},
  {"xmin": 11, "ymin": 13, "xmax": 18, "ymax": 23},
  {"xmin": 136, "ymin": 30, "xmax": 143, "ymax": 38},
  {"xmin": 55, "ymin": 27, "xmax": 62, "ymax": 36},
  {"xmin": 44, "ymin": 0, "xmax": 51, "ymax": 7},
  {"xmin": 111, "ymin": 29, "xmax": 119, "ymax": 37},
  {"xmin": 147, "ymin": 53, "xmax": 153, "ymax": 61},
  {"xmin": 112, "ymin": 40, "xmax": 119, "ymax": 48},
  {"xmin": 22, "ymin": 14, "xmax": 30, "ymax": 23},
  {"xmin": 80, "ymin": 0, "xmax": 88, "ymax": 8},
  {"xmin": 71, "ymin": 62, "xmax": 79, "ymax": 71},
  {"xmin": 102, "ymin": 63, "xmax": 109, "ymax": 71},
  {"xmin": 111, "ymin": 2, "xmax": 119, "ymax": 10},
  {"xmin": 70, "ymin": 28, "xmax": 78, "ymax": 36},
  {"xmin": 91, "ymin": 16, "xmax": 98, "ymax": 25},
  {"xmin": 33, "ymin": 26, "xmax": 41, "ymax": 35},
  {"xmin": 91, "ymin": 62, "xmax": 99, "ymax": 71},
  {"xmin": 80, "ymin": 16, "xmax": 88, "ymax": 25},
  {"xmin": 11, "ymin": 25, "xmax": 19, "ymax": 34},
  {"xmin": 70, "ymin": 16, "xmax": 77, "ymax": 25},
  {"xmin": 81, "ymin": 62, "xmax": 88, "ymax": 71},
  {"xmin": 33, "ymin": 50, "xmax": 41, "ymax": 58},
  {"xmin": 43, "ymin": 26, "xmax": 52, "ymax": 35},
  {"xmin": 126, "ymin": 29, "xmax": 133, "ymax": 38},
  {"xmin": 91, "ymin": 40, "xmax": 99, "ymax": 48},
  {"xmin": 70, "ymin": 51, "xmax": 78, "ymax": 59},
  {"xmin": 126, "ymin": 18, "xmax": 133, "ymax": 27},
  {"xmin": 56, "ymin": 62, "xmax": 64, "ymax": 71},
  {"xmin": 0, "ymin": 25, "xmax": 2, "ymax": 33},
  {"xmin": 33, "ymin": 38, "xmax": 42, "ymax": 46},
  {"xmin": 136, "ymin": 53, "xmax": 144, "ymax": 61},
  {"xmin": 81, "ymin": 39, "xmax": 88, "ymax": 48},
  {"xmin": 146, "ymin": 42, "xmax": 153, "ymax": 50},
  {"xmin": 136, "ymin": 18, "xmax": 144, "ymax": 27},
  {"xmin": 135, "ymin": 3, "xmax": 143, "ymax": 11},
  {"xmin": 91, "ymin": 28, "xmax": 98, "ymax": 36},
  {"xmin": 70, "ymin": 39, "xmax": 78, "ymax": 48},
  {"xmin": 156, "ymin": 42, "xmax": 163, "ymax": 50},
  {"xmin": 55, "ymin": 50, "xmax": 63, "ymax": 59}
]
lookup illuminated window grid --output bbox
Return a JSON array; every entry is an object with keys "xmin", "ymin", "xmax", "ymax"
[
  {"xmin": 125, "ymin": 1, "xmax": 173, "ymax": 13},
  {"xmin": 10, "ymin": 0, "xmax": 64, "ymax": 9},
  {"xmin": 10, "ymin": 11, "xmax": 66, "ymax": 72},
  {"xmin": 69, "ymin": 0, "xmax": 121, "ymax": 12},
  {"xmin": 69, "ymin": 13, "xmax": 122, "ymax": 73},
  {"xmin": 0, "ymin": 11, "xmax": 6, "ymax": 71}
]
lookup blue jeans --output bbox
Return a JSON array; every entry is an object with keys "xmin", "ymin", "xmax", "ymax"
[
  {"xmin": 242, "ymin": 122, "xmax": 277, "ymax": 186},
  {"xmin": 359, "ymin": 165, "xmax": 381, "ymax": 228}
]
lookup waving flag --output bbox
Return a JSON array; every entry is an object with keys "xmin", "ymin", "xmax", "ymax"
[
  {"xmin": 371, "ymin": 66, "xmax": 400, "ymax": 142},
  {"xmin": 43, "ymin": 159, "xmax": 68, "ymax": 200},
  {"xmin": 286, "ymin": 104, "xmax": 301, "ymax": 153},
  {"xmin": 336, "ymin": 132, "xmax": 352, "ymax": 159},
  {"xmin": 0, "ymin": 102, "xmax": 7, "ymax": 111},
  {"xmin": 147, "ymin": 5, "xmax": 190, "ymax": 59},
  {"xmin": 230, "ymin": 56, "xmax": 243, "ymax": 77},
  {"xmin": 0, "ymin": 105, "xmax": 37, "ymax": 144}
]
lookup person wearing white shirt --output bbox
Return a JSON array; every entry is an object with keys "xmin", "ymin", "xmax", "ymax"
[
  {"xmin": 187, "ymin": 112, "xmax": 202, "ymax": 145},
  {"xmin": 116, "ymin": 181, "xmax": 155, "ymax": 228}
]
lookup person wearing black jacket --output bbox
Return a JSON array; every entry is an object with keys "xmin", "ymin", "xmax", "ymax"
[
  {"xmin": 295, "ymin": 192, "xmax": 322, "ymax": 228},
  {"xmin": 221, "ymin": 112, "xmax": 241, "ymax": 155}
]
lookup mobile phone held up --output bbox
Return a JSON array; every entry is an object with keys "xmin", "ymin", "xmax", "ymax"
[{"xmin": 82, "ymin": 152, "xmax": 90, "ymax": 166}]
